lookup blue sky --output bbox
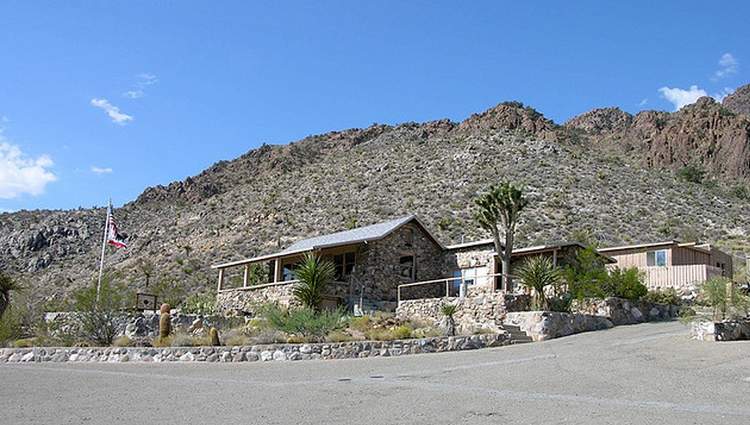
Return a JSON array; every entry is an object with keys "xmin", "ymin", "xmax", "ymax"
[{"xmin": 0, "ymin": 1, "xmax": 747, "ymax": 211}]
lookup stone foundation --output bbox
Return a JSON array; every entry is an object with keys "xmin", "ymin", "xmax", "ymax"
[
  {"xmin": 395, "ymin": 288, "xmax": 530, "ymax": 334},
  {"xmin": 0, "ymin": 333, "xmax": 510, "ymax": 364},
  {"xmin": 690, "ymin": 319, "xmax": 750, "ymax": 341},
  {"xmin": 216, "ymin": 283, "xmax": 299, "ymax": 314}
]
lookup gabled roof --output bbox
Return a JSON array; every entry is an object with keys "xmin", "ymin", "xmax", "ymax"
[{"xmin": 212, "ymin": 215, "xmax": 442, "ymax": 269}]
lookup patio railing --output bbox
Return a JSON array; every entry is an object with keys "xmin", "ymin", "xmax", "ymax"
[{"xmin": 396, "ymin": 272, "xmax": 510, "ymax": 305}]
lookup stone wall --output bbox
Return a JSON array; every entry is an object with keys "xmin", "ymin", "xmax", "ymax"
[
  {"xmin": 395, "ymin": 287, "xmax": 531, "ymax": 334},
  {"xmin": 0, "ymin": 333, "xmax": 510, "ymax": 364},
  {"xmin": 504, "ymin": 311, "xmax": 614, "ymax": 341},
  {"xmin": 217, "ymin": 282, "xmax": 299, "ymax": 315},
  {"xmin": 570, "ymin": 297, "xmax": 679, "ymax": 325},
  {"xmin": 690, "ymin": 319, "xmax": 750, "ymax": 341},
  {"xmin": 356, "ymin": 223, "xmax": 445, "ymax": 303},
  {"xmin": 44, "ymin": 311, "xmax": 238, "ymax": 339}
]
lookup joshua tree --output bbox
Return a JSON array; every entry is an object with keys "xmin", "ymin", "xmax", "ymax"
[
  {"xmin": 0, "ymin": 272, "xmax": 22, "ymax": 319},
  {"xmin": 474, "ymin": 182, "xmax": 528, "ymax": 291},
  {"xmin": 136, "ymin": 259, "xmax": 155, "ymax": 287},
  {"xmin": 293, "ymin": 252, "xmax": 336, "ymax": 311},
  {"xmin": 516, "ymin": 256, "xmax": 561, "ymax": 311}
]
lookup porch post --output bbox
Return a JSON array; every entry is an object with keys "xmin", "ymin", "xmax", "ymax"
[
  {"xmin": 274, "ymin": 259, "xmax": 282, "ymax": 282},
  {"xmin": 552, "ymin": 249, "xmax": 558, "ymax": 267},
  {"xmin": 217, "ymin": 268, "xmax": 224, "ymax": 292},
  {"xmin": 242, "ymin": 264, "xmax": 250, "ymax": 288}
]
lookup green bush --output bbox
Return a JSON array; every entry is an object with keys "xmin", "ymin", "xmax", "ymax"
[
  {"xmin": 699, "ymin": 277, "xmax": 750, "ymax": 320},
  {"xmin": 181, "ymin": 292, "xmax": 217, "ymax": 315},
  {"xmin": 641, "ymin": 288, "xmax": 681, "ymax": 305},
  {"xmin": 263, "ymin": 305, "xmax": 347, "ymax": 341},
  {"xmin": 601, "ymin": 267, "xmax": 647, "ymax": 301},
  {"xmin": 516, "ymin": 256, "xmax": 561, "ymax": 310},
  {"xmin": 292, "ymin": 253, "xmax": 336, "ymax": 310},
  {"xmin": 72, "ymin": 275, "xmax": 132, "ymax": 346},
  {"xmin": 564, "ymin": 246, "xmax": 608, "ymax": 300},
  {"xmin": 677, "ymin": 164, "xmax": 705, "ymax": 184}
]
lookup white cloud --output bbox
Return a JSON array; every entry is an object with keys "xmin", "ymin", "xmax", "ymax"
[
  {"xmin": 123, "ymin": 73, "xmax": 158, "ymax": 99},
  {"xmin": 0, "ymin": 139, "xmax": 57, "ymax": 199},
  {"xmin": 712, "ymin": 53, "xmax": 738, "ymax": 81},
  {"xmin": 123, "ymin": 90, "xmax": 144, "ymax": 99},
  {"xmin": 638, "ymin": 98, "xmax": 648, "ymax": 107},
  {"xmin": 91, "ymin": 98, "xmax": 133, "ymax": 124},
  {"xmin": 91, "ymin": 166, "xmax": 113, "ymax": 174},
  {"xmin": 658, "ymin": 85, "xmax": 708, "ymax": 110},
  {"xmin": 658, "ymin": 84, "xmax": 738, "ymax": 110}
]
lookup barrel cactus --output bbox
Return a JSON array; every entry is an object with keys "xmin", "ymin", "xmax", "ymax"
[
  {"xmin": 209, "ymin": 327, "xmax": 220, "ymax": 346},
  {"xmin": 159, "ymin": 303, "xmax": 172, "ymax": 339}
]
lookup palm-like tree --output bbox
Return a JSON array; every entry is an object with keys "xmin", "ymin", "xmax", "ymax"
[
  {"xmin": 516, "ymin": 256, "xmax": 561, "ymax": 311},
  {"xmin": 292, "ymin": 253, "xmax": 336, "ymax": 310},
  {"xmin": 440, "ymin": 303, "xmax": 458, "ymax": 336},
  {"xmin": 0, "ymin": 272, "xmax": 22, "ymax": 319},
  {"xmin": 474, "ymin": 182, "xmax": 528, "ymax": 291}
]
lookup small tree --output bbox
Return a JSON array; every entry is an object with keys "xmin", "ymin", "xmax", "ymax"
[
  {"xmin": 516, "ymin": 256, "xmax": 561, "ymax": 311},
  {"xmin": 700, "ymin": 277, "xmax": 750, "ymax": 320},
  {"xmin": 474, "ymin": 182, "xmax": 528, "ymax": 291},
  {"xmin": 0, "ymin": 272, "xmax": 22, "ymax": 319},
  {"xmin": 73, "ymin": 275, "xmax": 131, "ymax": 345},
  {"xmin": 136, "ymin": 259, "xmax": 155, "ymax": 287},
  {"xmin": 293, "ymin": 253, "xmax": 336, "ymax": 310}
]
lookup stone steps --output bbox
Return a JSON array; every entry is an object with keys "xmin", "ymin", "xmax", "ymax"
[{"xmin": 503, "ymin": 324, "xmax": 534, "ymax": 344}]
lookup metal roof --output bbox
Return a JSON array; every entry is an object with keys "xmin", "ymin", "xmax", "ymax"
[
  {"xmin": 598, "ymin": 240, "xmax": 711, "ymax": 254},
  {"xmin": 212, "ymin": 215, "xmax": 440, "ymax": 269}
]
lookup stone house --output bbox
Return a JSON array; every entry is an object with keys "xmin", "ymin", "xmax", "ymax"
[
  {"xmin": 598, "ymin": 241, "xmax": 733, "ymax": 291},
  {"xmin": 213, "ymin": 215, "xmax": 611, "ymax": 314}
]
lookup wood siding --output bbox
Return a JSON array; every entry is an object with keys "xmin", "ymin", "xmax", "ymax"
[{"xmin": 642, "ymin": 264, "xmax": 723, "ymax": 290}]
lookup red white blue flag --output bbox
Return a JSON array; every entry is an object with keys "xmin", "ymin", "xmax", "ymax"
[{"xmin": 106, "ymin": 204, "xmax": 128, "ymax": 248}]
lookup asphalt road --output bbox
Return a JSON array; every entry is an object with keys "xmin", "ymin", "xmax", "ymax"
[{"xmin": 2, "ymin": 321, "xmax": 749, "ymax": 425}]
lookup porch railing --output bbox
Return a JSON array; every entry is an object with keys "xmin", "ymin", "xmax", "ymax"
[{"xmin": 397, "ymin": 272, "xmax": 509, "ymax": 305}]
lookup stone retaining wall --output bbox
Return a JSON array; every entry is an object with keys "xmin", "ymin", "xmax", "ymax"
[
  {"xmin": 690, "ymin": 319, "xmax": 750, "ymax": 341},
  {"xmin": 570, "ymin": 297, "xmax": 679, "ymax": 325},
  {"xmin": 504, "ymin": 311, "xmax": 614, "ymax": 341},
  {"xmin": 395, "ymin": 288, "xmax": 530, "ymax": 334},
  {"xmin": 44, "ymin": 312, "xmax": 237, "ymax": 339},
  {"xmin": 0, "ymin": 333, "xmax": 510, "ymax": 364}
]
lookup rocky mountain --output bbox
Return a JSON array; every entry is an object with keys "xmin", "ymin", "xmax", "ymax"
[
  {"xmin": 2, "ymin": 95, "xmax": 750, "ymax": 306},
  {"xmin": 723, "ymin": 83, "xmax": 750, "ymax": 116}
]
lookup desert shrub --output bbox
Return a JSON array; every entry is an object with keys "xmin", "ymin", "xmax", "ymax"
[
  {"xmin": 367, "ymin": 326, "xmax": 412, "ymax": 341},
  {"xmin": 601, "ymin": 267, "xmax": 647, "ymax": 301},
  {"xmin": 181, "ymin": 292, "xmax": 217, "ymax": 315},
  {"xmin": 72, "ymin": 276, "xmax": 132, "ymax": 346},
  {"xmin": 326, "ymin": 330, "xmax": 356, "ymax": 342},
  {"xmin": 169, "ymin": 332, "xmax": 210, "ymax": 347},
  {"xmin": 112, "ymin": 336, "xmax": 133, "ymax": 347},
  {"xmin": 678, "ymin": 307, "xmax": 697, "ymax": 324},
  {"xmin": 677, "ymin": 164, "xmax": 705, "ymax": 184},
  {"xmin": 263, "ymin": 305, "xmax": 347, "ymax": 341},
  {"xmin": 13, "ymin": 338, "xmax": 36, "ymax": 348},
  {"xmin": 564, "ymin": 246, "xmax": 609, "ymax": 299},
  {"xmin": 223, "ymin": 334, "xmax": 251, "ymax": 346},
  {"xmin": 349, "ymin": 315, "xmax": 373, "ymax": 333},
  {"xmin": 699, "ymin": 277, "xmax": 750, "ymax": 320},
  {"xmin": 730, "ymin": 184, "xmax": 750, "ymax": 200},
  {"xmin": 548, "ymin": 293, "xmax": 573, "ymax": 313},
  {"xmin": 0, "ymin": 272, "xmax": 22, "ymax": 319},
  {"xmin": 0, "ymin": 303, "xmax": 30, "ymax": 346},
  {"xmin": 641, "ymin": 288, "xmax": 681, "ymax": 306}
]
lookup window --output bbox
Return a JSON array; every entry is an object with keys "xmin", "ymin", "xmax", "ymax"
[
  {"xmin": 399, "ymin": 255, "xmax": 415, "ymax": 280},
  {"xmin": 282, "ymin": 263, "xmax": 297, "ymax": 281},
  {"xmin": 646, "ymin": 250, "xmax": 667, "ymax": 267},
  {"xmin": 333, "ymin": 252, "xmax": 356, "ymax": 280}
]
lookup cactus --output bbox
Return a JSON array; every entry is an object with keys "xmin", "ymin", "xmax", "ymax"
[
  {"xmin": 159, "ymin": 311, "xmax": 172, "ymax": 339},
  {"xmin": 209, "ymin": 327, "xmax": 220, "ymax": 346}
]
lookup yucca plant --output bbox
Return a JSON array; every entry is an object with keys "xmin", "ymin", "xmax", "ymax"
[
  {"xmin": 440, "ymin": 303, "xmax": 458, "ymax": 336},
  {"xmin": 516, "ymin": 256, "xmax": 561, "ymax": 311},
  {"xmin": 0, "ymin": 272, "xmax": 22, "ymax": 319},
  {"xmin": 292, "ymin": 253, "xmax": 336, "ymax": 310}
]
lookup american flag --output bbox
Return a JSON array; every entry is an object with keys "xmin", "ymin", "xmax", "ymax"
[{"xmin": 106, "ymin": 204, "xmax": 128, "ymax": 248}]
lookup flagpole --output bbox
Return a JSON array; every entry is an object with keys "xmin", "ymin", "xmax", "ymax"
[{"xmin": 96, "ymin": 201, "xmax": 111, "ymax": 305}]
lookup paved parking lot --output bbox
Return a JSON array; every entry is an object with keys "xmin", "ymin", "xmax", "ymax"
[{"xmin": 2, "ymin": 321, "xmax": 749, "ymax": 425}]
